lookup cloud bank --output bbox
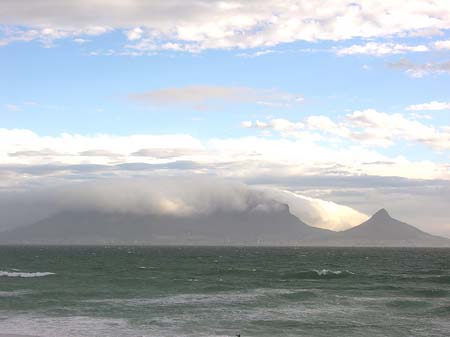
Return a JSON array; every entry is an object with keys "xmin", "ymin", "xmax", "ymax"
[
  {"xmin": 0, "ymin": 128, "xmax": 449, "ymax": 235},
  {"xmin": 0, "ymin": 177, "xmax": 367, "ymax": 232},
  {"xmin": 1, "ymin": 1, "xmax": 450, "ymax": 51}
]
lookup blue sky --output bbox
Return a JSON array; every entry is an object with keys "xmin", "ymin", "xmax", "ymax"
[
  {"xmin": 1, "ymin": 0, "xmax": 450, "ymax": 234},
  {"xmin": 2, "ymin": 35, "xmax": 450, "ymax": 140}
]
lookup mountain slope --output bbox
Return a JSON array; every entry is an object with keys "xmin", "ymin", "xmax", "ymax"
[
  {"xmin": 0, "ymin": 204, "xmax": 332, "ymax": 245},
  {"xmin": 329, "ymin": 209, "xmax": 450, "ymax": 247}
]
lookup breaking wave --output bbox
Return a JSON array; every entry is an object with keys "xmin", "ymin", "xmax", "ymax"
[
  {"xmin": 314, "ymin": 269, "xmax": 354, "ymax": 276},
  {"xmin": 285, "ymin": 269, "xmax": 355, "ymax": 279},
  {"xmin": 0, "ymin": 270, "xmax": 55, "ymax": 278}
]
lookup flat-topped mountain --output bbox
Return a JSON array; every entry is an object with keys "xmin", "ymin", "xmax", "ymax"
[
  {"xmin": 0, "ymin": 204, "xmax": 331, "ymax": 245},
  {"xmin": 0, "ymin": 207, "xmax": 448, "ymax": 246}
]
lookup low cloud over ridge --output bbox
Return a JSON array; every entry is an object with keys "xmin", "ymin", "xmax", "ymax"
[{"xmin": 0, "ymin": 177, "xmax": 367, "ymax": 233}]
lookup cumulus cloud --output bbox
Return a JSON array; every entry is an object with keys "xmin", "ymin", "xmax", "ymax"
[
  {"xmin": 243, "ymin": 109, "xmax": 450, "ymax": 150},
  {"xmin": 336, "ymin": 42, "xmax": 429, "ymax": 56},
  {"xmin": 125, "ymin": 27, "xmax": 143, "ymax": 41},
  {"xmin": 346, "ymin": 109, "xmax": 450, "ymax": 149},
  {"xmin": 129, "ymin": 85, "xmax": 302, "ymax": 109},
  {"xmin": 1, "ymin": 1, "xmax": 450, "ymax": 51},
  {"xmin": 407, "ymin": 101, "xmax": 450, "ymax": 111}
]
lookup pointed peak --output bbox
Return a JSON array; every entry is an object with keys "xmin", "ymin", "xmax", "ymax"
[{"xmin": 371, "ymin": 208, "xmax": 391, "ymax": 219}]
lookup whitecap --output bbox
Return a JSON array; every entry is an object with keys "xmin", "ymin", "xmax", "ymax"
[
  {"xmin": 313, "ymin": 269, "xmax": 354, "ymax": 276},
  {"xmin": 0, "ymin": 290, "xmax": 33, "ymax": 297},
  {"xmin": 0, "ymin": 270, "xmax": 55, "ymax": 278}
]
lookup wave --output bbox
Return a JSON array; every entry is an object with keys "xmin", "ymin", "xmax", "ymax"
[
  {"xmin": 0, "ymin": 270, "xmax": 55, "ymax": 278},
  {"xmin": 285, "ymin": 269, "xmax": 355, "ymax": 279},
  {"xmin": 429, "ymin": 275, "xmax": 450, "ymax": 284},
  {"xmin": 0, "ymin": 290, "xmax": 33, "ymax": 297},
  {"xmin": 85, "ymin": 288, "xmax": 295, "ymax": 308},
  {"xmin": 431, "ymin": 304, "xmax": 450, "ymax": 316},
  {"xmin": 314, "ymin": 269, "xmax": 354, "ymax": 276},
  {"xmin": 387, "ymin": 299, "xmax": 432, "ymax": 311},
  {"xmin": 0, "ymin": 314, "xmax": 144, "ymax": 337},
  {"xmin": 405, "ymin": 288, "xmax": 449, "ymax": 298},
  {"xmin": 281, "ymin": 290, "xmax": 318, "ymax": 301}
]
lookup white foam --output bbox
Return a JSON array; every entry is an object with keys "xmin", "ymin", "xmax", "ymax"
[
  {"xmin": 86, "ymin": 288, "xmax": 294, "ymax": 307},
  {"xmin": 313, "ymin": 269, "xmax": 354, "ymax": 276},
  {"xmin": 138, "ymin": 266, "xmax": 156, "ymax": 269},
  {"xmin": 0, "ymin": 271, "xmax": 55, "ymax": 278},
  {"xmin": 0, "ymin": 290, "xmax": 33, "ymax": 297},
  {"xmin": 0, "ymin": 314, "xmax": 152, "ymax": 337}
]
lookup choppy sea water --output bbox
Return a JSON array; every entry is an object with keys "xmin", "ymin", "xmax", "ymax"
[{"xmin": 0, "ymin": 246, "xmax": 449, "ymax": 337}]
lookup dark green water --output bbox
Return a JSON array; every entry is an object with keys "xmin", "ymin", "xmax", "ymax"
[{"xmin": 0, "ymin": 246, "xmax": 450, "ymax": 337}]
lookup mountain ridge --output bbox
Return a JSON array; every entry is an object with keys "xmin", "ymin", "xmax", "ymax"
[{"xmin": 1, "ymin": 206, "xmax": 449, "ymax": 247}]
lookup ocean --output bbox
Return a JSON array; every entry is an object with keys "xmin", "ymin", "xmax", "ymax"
[{"xmin": 0, "ymin": 246, "xmax": 449, "ymax": 337}]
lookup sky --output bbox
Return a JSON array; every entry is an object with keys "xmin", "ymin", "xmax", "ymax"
[{"xmin": 1, "ymin": 0, "xmax": 450, "ymax": 236}]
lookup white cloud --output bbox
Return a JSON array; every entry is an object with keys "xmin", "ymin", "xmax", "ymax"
[
  {"xmin": 125, "ymin": 27, "xmax": 143, "ymax": 41},
  {"xmin": 0, "ymin": 26, "xmax": 110, "ymax": 47},
  {"xmin": 243, "ymin": 109, "xmax": 450, "ymax": 151},
  {"xmin": 0, "ymin": 129, "xmax": 204, "ymax": 166},
  {"xmin": 1, "ymin": 1, "xmax": 450, "ymax": 51},
  {"xmin": 244, "ymin": 118, "xmax": 304, "ymax": 133},
  {"xmin": 347, "ymin": 109, "xmax": 450, "ymax": 150},
  {"xmin": 73, "ymin": 38, "xmax": 89, "ymax": 44},
  {"xmin": 434, "ymin": 39, "xmax": 450, "ymax": 50},
  {"xmin": 305, "ymin": 115, "xmax": 350, "ymax": 138},
  {"xmin": 241, "ymin": 121, "xmax": 253, "ymax": 128},
  {"xmin": 261, "ymin": 188, "xmax": 368, "ymax": 230},
  {"xmin": 336, "ymin": 42, "xmax": 429, "ymax": 56},
  {"xmin": 1, "ymin": 127, "xmax": 448, "ymax": 190},
  {"xmin": 409, "ymin": 112, "xmax": 433, "ymax": 120},
  {"xmin": 237, "ymin": 49, "xmax": 276, "ymax": 57},
  {"xmin": 407, "ymin": 101, "xmax": 450, "ymax": 111}
]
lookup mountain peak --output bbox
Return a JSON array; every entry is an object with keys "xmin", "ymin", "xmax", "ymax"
[{"xmin": 371, "ymin": 208, "xmax": 391, "ymax": 220}]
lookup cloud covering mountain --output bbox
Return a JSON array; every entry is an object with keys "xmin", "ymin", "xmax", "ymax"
[{"xmin": 0, "ymin": 177, "xmax": 367, "ymax": 234}]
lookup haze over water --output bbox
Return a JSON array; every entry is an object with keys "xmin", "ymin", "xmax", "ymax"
[{"xmin": 1, "ymin": 246, "xmax": 450, "ymax": 337}]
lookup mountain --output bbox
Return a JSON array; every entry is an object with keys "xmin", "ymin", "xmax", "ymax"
[
  {"xmin": 0, "ymin": 204, "xmax": 331, "ymax": 245},
  {"xmin": 1, "ymin": 206, "xmax": 448, "ymax": 247},
  {"xmin": 325, "ymin": 209, "xmax": 450, "ymax": 247}
]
